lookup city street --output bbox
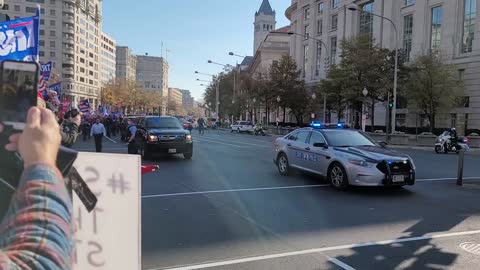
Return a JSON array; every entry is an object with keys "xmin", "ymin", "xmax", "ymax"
[{"xmin": 75, "ymin": 131, "xmax": 480, "ymax": 270}]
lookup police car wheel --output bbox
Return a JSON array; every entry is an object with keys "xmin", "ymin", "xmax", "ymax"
[
  {"xmin": 277, "ymin": 153, "xmax": 290, "ymax": 176},
  {"xmin": 328, "ymin": 163, "xmax": 348, "ymax": 190}
]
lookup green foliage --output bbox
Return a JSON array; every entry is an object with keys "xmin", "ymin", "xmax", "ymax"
[{"xmin": 405, "ymin": 54, "xmax": 464, "ymax": 131}]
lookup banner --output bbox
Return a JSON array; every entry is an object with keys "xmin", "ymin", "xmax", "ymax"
[
  {"xmin": 72, "ymin": 153, "xmax": 141, "ymax": 270},
  {"xmin": 48, "ymin": 82, "xmax": 61, "ymax": 96},
  {"xmin": 40, "ymin": 61, "xmax": 52, "ymax": 81},
  {"xmin": 0, "ymin": 11, "xmax": 40, "ymax": 62},
  {"xmin": 61, "ymin": 99, "xmax": 71, "ymax": 113}
]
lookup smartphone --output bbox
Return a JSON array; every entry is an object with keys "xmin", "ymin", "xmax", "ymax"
[{"xmin": 0, "ymin": 60, "xmax": 39, "ymax": 130}]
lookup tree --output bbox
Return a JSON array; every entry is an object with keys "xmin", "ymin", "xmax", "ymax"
[
  {"xmin": 270, "ymin": 55, "xmax": 310, "ymax": 124},
  {"xmin": 405, "ymin": 54, "xmax": 464, "ymax": 132},
  {"xmin": 318, "ymin": 65, "xmax": 350, "ymax": 121},
  {"xmin": 167, "ymin": 99, "xmax": 178, "ymax": 115}
]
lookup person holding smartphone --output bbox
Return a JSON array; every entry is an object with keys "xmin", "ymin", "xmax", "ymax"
[{"xmin": 0, "ymin": 107, "xmax": 73, "ymax": 270}]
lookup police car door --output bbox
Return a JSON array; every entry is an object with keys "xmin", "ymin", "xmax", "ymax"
[
  {"xmin": 306, "ymin": 131, "xmax": 329, "ymax": 176},
  {"xmin": 287, "ymin": 130, "xmax": 311, "ymax": 170}
]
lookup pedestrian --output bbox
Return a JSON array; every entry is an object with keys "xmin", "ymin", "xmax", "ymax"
[
  {"xmin": 126, "ymin": 119, "xmax": 138, "ymax": 154},
  {"xmin": 90, "ymin": 118, "xmax": 106, "ymax": 152},
  {"xmin": 198, "ymin": 117, "xmax": 205, "ymax": 135},
  {"xmin": 105, "ymin": 116, "xmax": 112, "ymax": 137},
  {"xmin": 0, "ymin": 107, "xmax": 73, "ymax": 270}
]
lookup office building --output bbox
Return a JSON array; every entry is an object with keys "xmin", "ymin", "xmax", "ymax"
[
  {"xmin": 5, "ymin": 0, "xmax": 103, "ymax": 107},
  {"xmin": 100, "ymin": 32, "xmax": 116, "ymax": 85},
  {"xmin": 116, "ymin": 46, "xmax": 136, "ymax": 82},
  {"xmin": 179, "ymin": 89, "xmax": 194, "ymax": 109}
]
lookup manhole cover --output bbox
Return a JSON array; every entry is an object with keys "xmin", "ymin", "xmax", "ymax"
[{"xmin": 460, "ymin": 242, "xmax": 480, "ymax": 255}]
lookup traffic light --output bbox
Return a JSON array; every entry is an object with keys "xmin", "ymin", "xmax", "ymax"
[{"xmin": 388, "ymin": 96, "xmax": 394, "ymax": 108}]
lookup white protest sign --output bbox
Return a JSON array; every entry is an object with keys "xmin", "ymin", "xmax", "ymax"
[{"xmin": 72, "ymin": 152, "xmax": 141, "ymax": 270}]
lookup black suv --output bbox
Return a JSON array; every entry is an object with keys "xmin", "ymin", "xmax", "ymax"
[{"xmin": 137, "ymin": 116, "xmax": 193, "ymax": 160}]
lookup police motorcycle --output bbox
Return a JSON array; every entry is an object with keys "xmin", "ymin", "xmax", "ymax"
[
  {"xmin": 434, "ymin": 128, "xmax": 470, "ymax": 154},
  {"xmin": 253, "ymin": 124, "xmax": 266, "ymax": 136}
]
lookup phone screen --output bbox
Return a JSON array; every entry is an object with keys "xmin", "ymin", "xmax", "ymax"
[{"xmin": 0, "ymin": 61, "xmax": 39, "ymax": 130}]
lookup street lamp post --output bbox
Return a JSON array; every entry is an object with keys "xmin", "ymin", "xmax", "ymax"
[
  {"xmin": 196, "ymin": 70, "xmax": 220, "ymax": 119},
  {"xmin": 348, "ymin": 4, "xmax": 399, "ymax": 134},
  {"xmin": 208, "ymin": 60, "xmax": 235, "ymax": 121},
  {"xmin": 362, "ymin": 87, "xmax": 369, "ymax": 132}
]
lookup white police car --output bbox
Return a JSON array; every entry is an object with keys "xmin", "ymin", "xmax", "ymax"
[{"xmin": 273, "ymin": 123, "xmax": 416, "ymax": 190}]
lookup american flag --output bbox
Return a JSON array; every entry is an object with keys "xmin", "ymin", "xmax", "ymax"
[
  {"xmin": 78, "ymin": 99, "xmax": 91, "ymax": 113},
  {"xmin": 38, "ymin": 74, "xmax": 47, "ymax": 93}
]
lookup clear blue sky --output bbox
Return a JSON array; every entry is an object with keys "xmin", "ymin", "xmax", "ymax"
[{"xmin": 102, "ymin": 0, "xmax": 291, "ymax": 101}]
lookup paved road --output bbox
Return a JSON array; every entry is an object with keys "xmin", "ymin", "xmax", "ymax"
[{"xmin": 74, "ymin": 131, "xmax": 480, "ymax": 270}]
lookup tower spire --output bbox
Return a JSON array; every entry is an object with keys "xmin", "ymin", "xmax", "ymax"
[{"xmin": 256, "ymin": 0, "xmax": 275, "ymax": 16}]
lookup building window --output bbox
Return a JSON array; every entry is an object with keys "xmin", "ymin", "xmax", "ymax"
[
  {"xmin": 317, "ymin": 20, "xmax": 323, "ymax": 35},
  {"xmin": 404, "ymin": 0, "xmax": 415, "ymax": 6},
  {"xmin": 330, "ymin": 37, "xmax": 337, "ymax": 65},
  {"xmin": 50, "ymin": 51, "xmax": 56, "ymax": 58},
  {"xmin": 331, "ymin": 14, "xmax": 338, "ymax": 31},
  {"xmin": 332, "ymin": 0, "xmax": 339, "ymax": 9},
  {"xmin": 26, "ymin": 0, "xmax": 45, "ymax": 3},
  {"xmin": 39, "ymin": 40, "xmax": 45, "ymax": 47},
  {"xmin": 39, "ymin": 30, "xmax": 45, "ymax": 36},
  {"xmin": 316, "ymin": 42, "xmax": 322, "ymax": 76},
  {"xmin": 50, "ymin": 20, "xmax": 55, "ymax": 26},
  {"xmin": 50, "ymin": 9, "xmax": 55, "ymax": 16},
  {"xmin": 304, "ymin": 24, "xmax": 310, "ymax": 39},
  {"xmin": 14, "ymin": 5, "xmax": 20, "ymax": 12},
  {"xmin": 359, "ymin": 1, "xmax": 374, "ymax": 39},
  {"xmin": 80, "ymin": 58, "xmax": 85, "ymax": 63},
  {"xmin": 39, "ymin": 51, "xmax": 45, "ymax": 57},
  {"xmin": 462, "ymin": 0, "xmax": 476, "ymax": 53},
  {"xmin": 318, "ymin": 2, "xmax": 324, "ymax": 13},
  {"xmin": 26, "ymin": 7, "xmax": 44, "ymax": 14},
  {"xmin": 305, "ymin": 7, "xmax": 311, "ymax": 21},
  {"xmin": 80, "ymin": 77, "xmax": 85, "ymax": 82},
  {"xmin": 40, "ymin": 19, "xmax": 45, "ymax": 25},
  {"xmin": 403, "ymin": 14, "xmax": 413, "ymax": 60},
  {"xmin": 303, "ymin": 45, "xmax": 309, "ymax": 78},
  {"xmin": 50, "ymin": 41, "xmax": 55, "ymax": 47},
  {"xmin": 50, "ymin": 30, "xmax": 56, "ymax": 37},
  {"xmin": 50, "ymin": 0, "xmax": 56, "ymax": 4},
  {"xmin": 431, "ymin": 6, "xmax": 443, "ymax": 51}
]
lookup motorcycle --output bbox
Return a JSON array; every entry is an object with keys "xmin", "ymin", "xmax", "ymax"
[
  {"xmin": 434, "ymin": 131, "xmax": 470, "ymax": 154},
  {"xmin": 253, "ymin": 124, "xmax": 266, "ymax": 136}
]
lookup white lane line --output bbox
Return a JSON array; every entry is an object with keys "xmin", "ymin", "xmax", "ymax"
[
  {"xmin": 326, "ymin": 256, "xmax": 357, "ymax": 270},
  {"xmin": 154, "ymin": 229, "xmax": 480, "ymax": 270},
  {"xmin": 141, "ymin": 177, "xmax": 480, "ymax": 199},
  {"xmin": 416, "ymin": 177, "xmax": 480, "ymax": 182},
  {"xmin": 197, "ymin": 137, "xmax": 271, "ymax": 147},
  {"xmin": 193, "ymin": 138, "xmax": 246, "ymax": 148},
  {"xmin": 141, "ymin": 184, "xmax": 329, "ymax": 199}
]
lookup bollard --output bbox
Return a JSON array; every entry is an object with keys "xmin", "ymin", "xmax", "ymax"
[{"xmin": 457, "ymin": 149, "xmax": 465, "ymax": 186}]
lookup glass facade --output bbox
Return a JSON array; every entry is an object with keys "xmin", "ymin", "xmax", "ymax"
[
  {"xmin": 403, "ymin": 14, "xmax": 413, "ymax": 60},
  {"xmin": 330, "ymin": 37, "xmax": 337, "ymax": 65},
  {"xmin": 462, "ymin": 0, "xmax": 476, "ymax": 53},
  {"xmin": 431, "ymin": 6, "xmax": 443, "ymax": 51},
  {"xmin": 359, "ymin": 1, "xmax": 374, "ymax": 39},
  {"xmin": 316, "ymin": 42, "xmax": 322, "ymax": 76}
]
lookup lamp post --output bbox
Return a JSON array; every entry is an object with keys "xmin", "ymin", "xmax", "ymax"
[
  {"xmin": 196, "ymin": 70, "xmax": 219, "ymax": 119},
  {"xmin": 362, "ymin": 87, "xmax": 369, "ymax": 132},
  {"xmin": 348, "ymin": 3, "xmax": 399, "ymax": 134},
  {"xmin": 208, "ymin": 60, "xmax": 235, "ymax": 121},
  {"xmin": 311, "ymin": 93, "xmax": 317, "ymax": 121}
]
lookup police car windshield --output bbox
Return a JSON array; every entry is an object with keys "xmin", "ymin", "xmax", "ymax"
[
  {"xmin": 322, "ymin": 130, "xmax": 377, "ymax": 147},
  {"xmin": 145, "ymin": 118, "xmax": 182, "ymax": 129}
]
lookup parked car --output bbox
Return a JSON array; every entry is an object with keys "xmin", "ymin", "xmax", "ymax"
[
  {"xmin": 136, "ymin": 116, "xmax": 193, "ymax": 160},
  {"xmin": 231, "ymin": 121, "xmax": 254, "ymax": 133},
  {"xmin": 181, "ymin": 120, "xmax": 193, "ymax": 131}
]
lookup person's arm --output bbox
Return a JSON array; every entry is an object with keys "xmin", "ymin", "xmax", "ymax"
[
  {"xmin": 0, "ymin": 164, "xmax": 72, "ymax": 270},
  {"xmin": 90, "ymin": 124, "xmax": 94, "ymax": 137},
  {"xmin": 128, "ymin": 126, "xmax": 136, "ymax": 143}
]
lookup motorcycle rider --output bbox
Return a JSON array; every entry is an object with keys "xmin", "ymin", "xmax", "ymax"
[{"xmin": 449, "ymin": 128, "xmax": 458, "ymax": 150}]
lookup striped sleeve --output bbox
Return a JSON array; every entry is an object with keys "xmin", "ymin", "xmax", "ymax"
[{"xmin": 0, "ymin": 164, "xmax": 73, "ymax": 270}]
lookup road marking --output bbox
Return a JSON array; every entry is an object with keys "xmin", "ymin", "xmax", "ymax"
[
  {"xmin": 142, "ymin": 184, "xmax": 329, "ymax": 199},
  {"xmin": 194, "ymin": 138, "xmax": 247, "ymax": 148},
  {"xmin": 198, "ymin": 136, "xmax": 271, "ymax": 147},
  {"xmin": 326, "ymin": 256, "xmax": 356, "ymax": 270},
  {"xmin": 142, "ymin": 177, "xmax": 480, "ymax": 199},
  {"xmin": 416, "ymin": 177, "xmax": 480, "ymax": 182},
  {"xmin": 155, "ymin": 229, "xmax": 480, "ymax": 270},
  {"xmin": 460, "ymin": 242, "xmax": 480, "ymax": 255}
]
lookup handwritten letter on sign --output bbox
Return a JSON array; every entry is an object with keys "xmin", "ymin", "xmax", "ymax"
[{"xmin": 72, "ymin": 153, "xmax": 141, "ymax": 270}]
